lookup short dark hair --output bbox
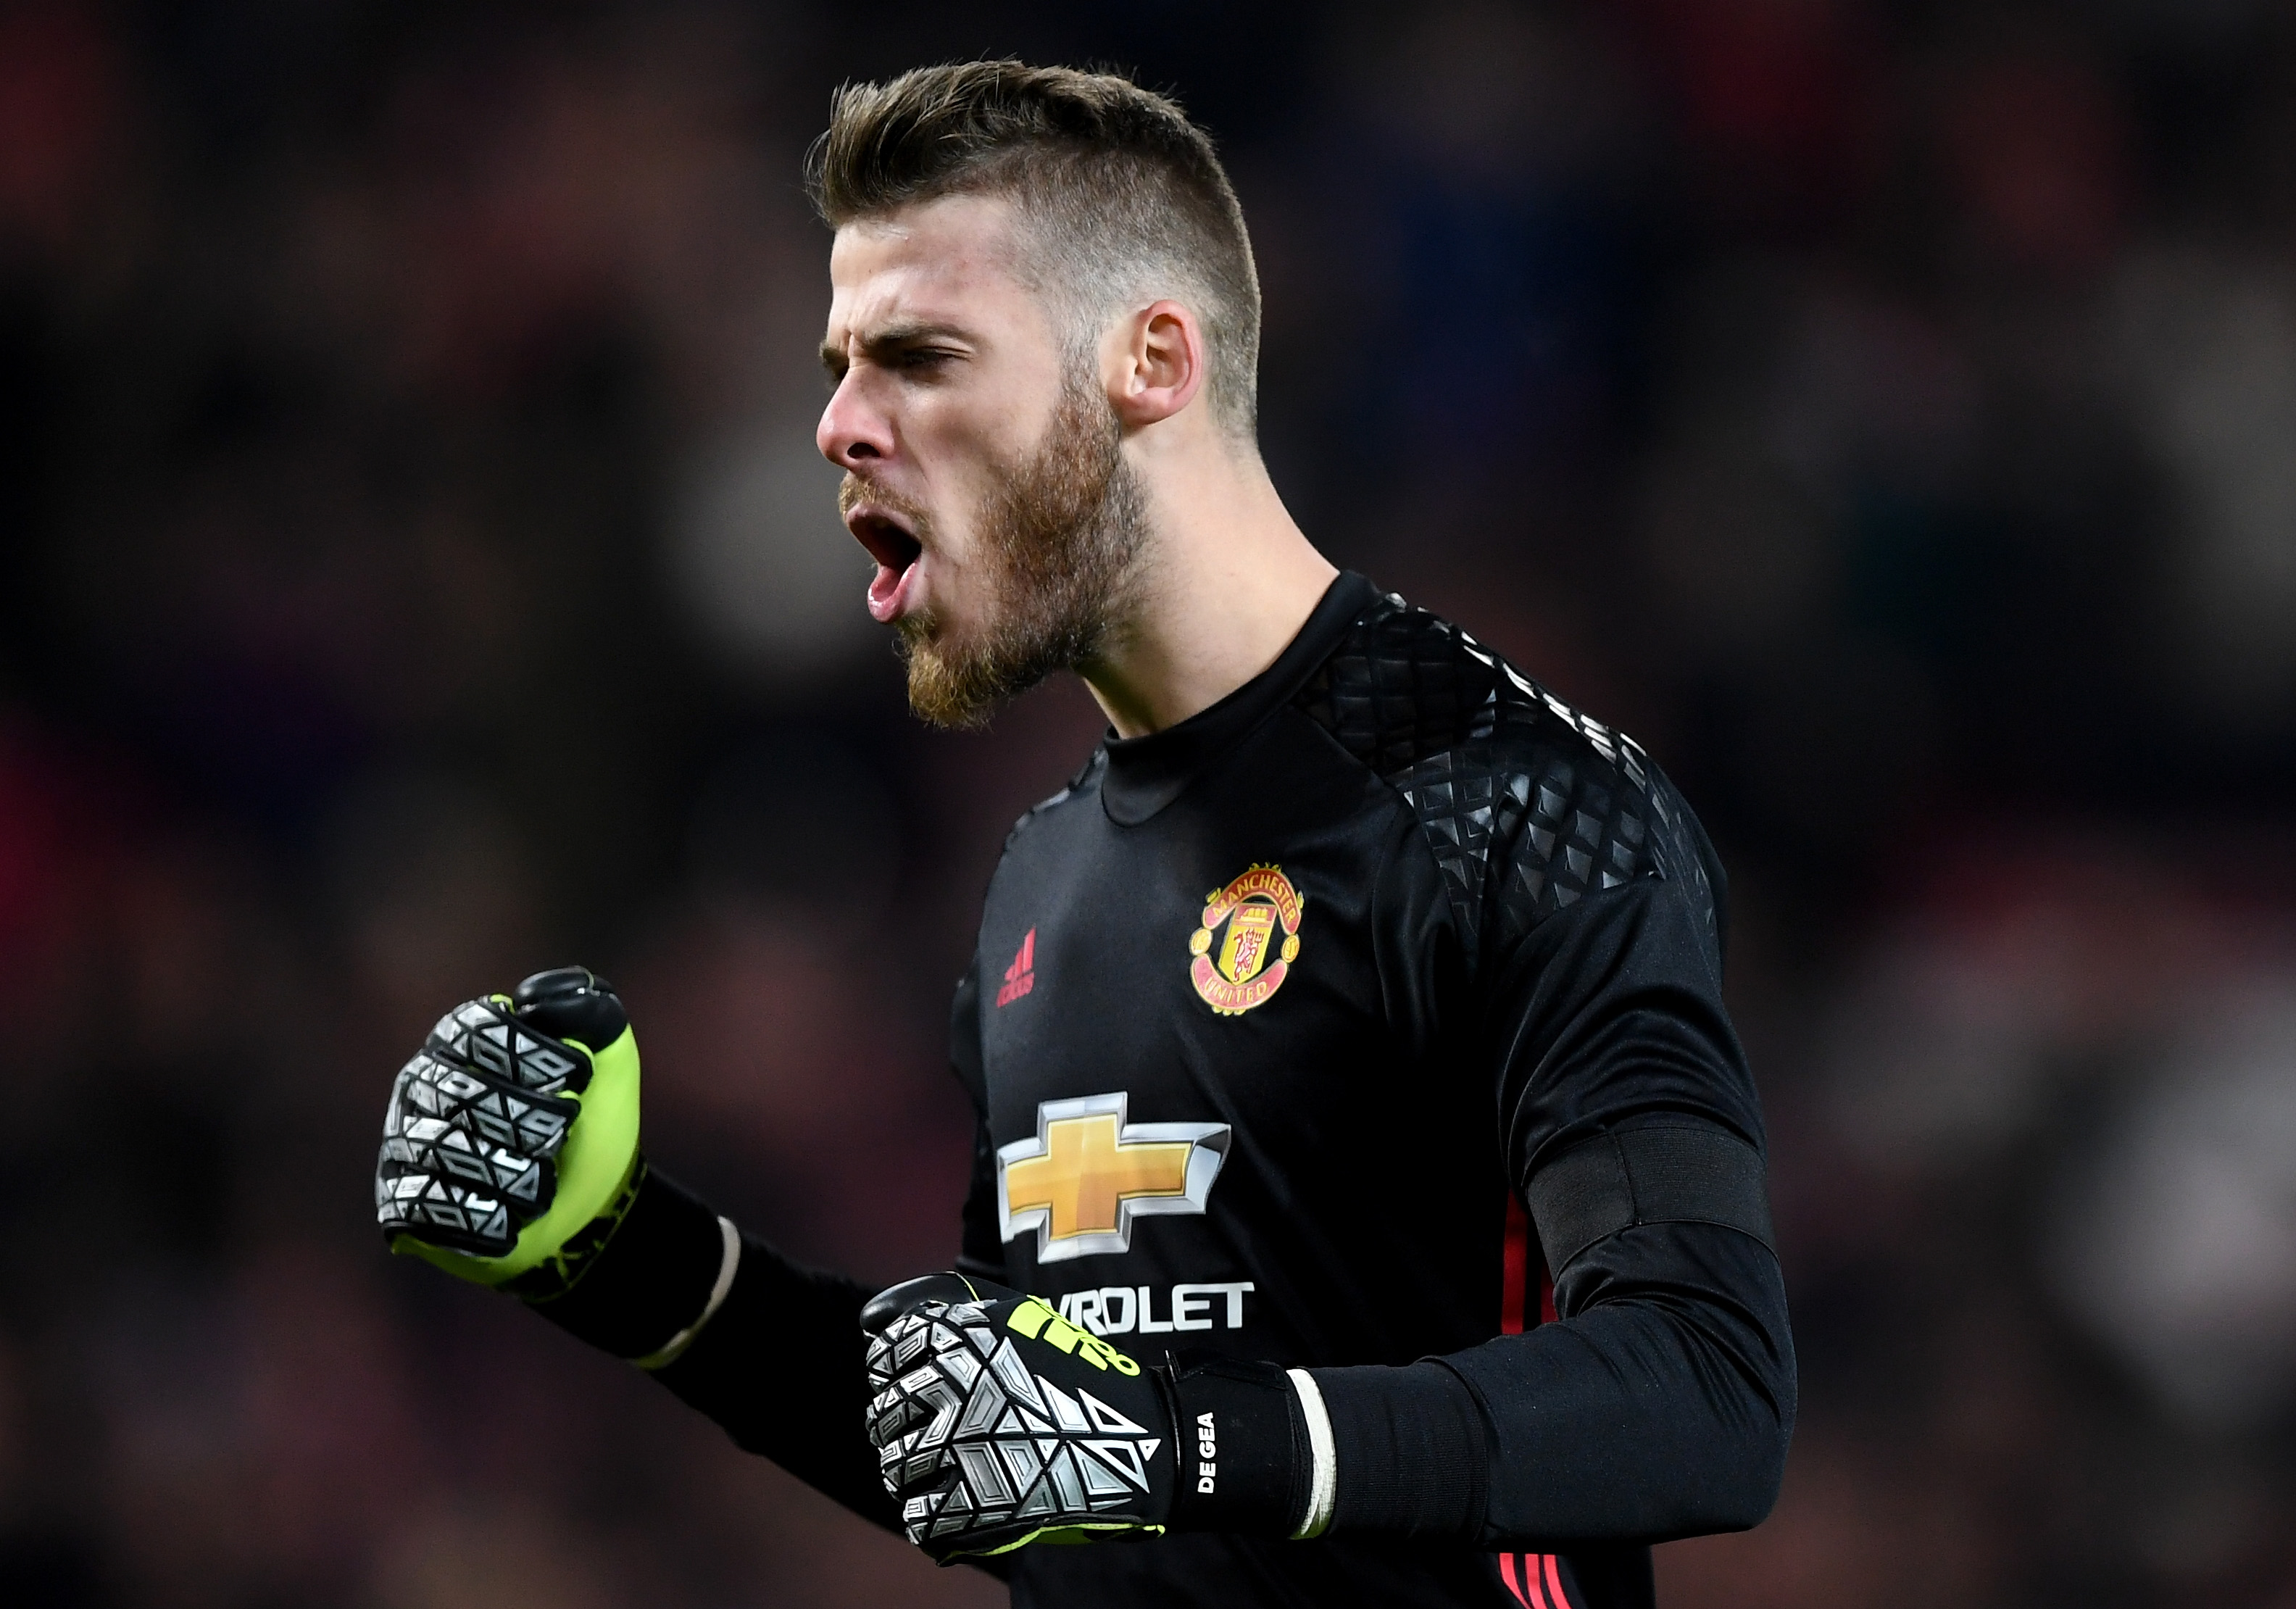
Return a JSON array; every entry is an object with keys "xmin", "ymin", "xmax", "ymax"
[{"xmin": 807, "ymin": 61, "xmax": 1261, "ymax": 438}]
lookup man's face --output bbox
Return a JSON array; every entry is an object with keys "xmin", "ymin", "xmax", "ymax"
[{"xmin": 818, "ymin": 193, "xmax": 1145, "ymax": 727}]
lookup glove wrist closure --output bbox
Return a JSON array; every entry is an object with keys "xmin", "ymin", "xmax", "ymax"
[{"xmin": 1164, "ymin": 1356, "xmax": 1310, "ymax": 1537}]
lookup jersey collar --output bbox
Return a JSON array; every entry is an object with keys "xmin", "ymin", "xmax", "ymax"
[{"xmin": 1098, "ymin": 570, "xmax": 1378, "ymax": 826}]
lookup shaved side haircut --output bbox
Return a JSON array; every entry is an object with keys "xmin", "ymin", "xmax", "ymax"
[{"xmin": 807, "ymin": 61, "xmax": 1263, "ymax": 438}]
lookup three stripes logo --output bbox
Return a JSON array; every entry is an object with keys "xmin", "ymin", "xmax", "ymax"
[
  {"xmin": 1498, "ymin": 1552, "xmax": 1576, "ymax": 1608},
  {"xmin": 997, "ymin": 928, "xmax": 1036, "ymax": 1008}
]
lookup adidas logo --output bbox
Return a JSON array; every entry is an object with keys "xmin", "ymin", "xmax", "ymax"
[{"xmin": 996, "ymin": 928, "xmax": 1036, "ymax": 1007}]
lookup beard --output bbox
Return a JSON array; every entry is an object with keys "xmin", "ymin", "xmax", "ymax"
[{"xmin": 861, "ymin": 378, "xmax": 1147, "ymax": 730}]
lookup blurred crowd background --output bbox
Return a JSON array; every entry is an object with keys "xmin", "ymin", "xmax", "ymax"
[{"xmin": 3, "ymin": 1, "xmax": 2295, "ymax": 1605}]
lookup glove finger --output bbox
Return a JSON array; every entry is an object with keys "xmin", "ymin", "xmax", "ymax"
[
  {"xmin": 867, "ymin": 1307, "xmax": 957, "ymax": 1452},
  {"xmin": 392, "ymin": 1040, "xmax": 579, "ymax": 1151},
  {"xmin": 377, "ymin": 1158, "xmax": 521, "ymax": 1257},
  {"xmin": 375, "ymin": 1049, "xmax": 570, "ymax": 1255},
  {"xmin": 428, "ymin": 997, "xmax": 593, "ymax": 1097},
  {"xmin": 509, "ymin": 966, "xmax": 628, "ymax": 1055}
]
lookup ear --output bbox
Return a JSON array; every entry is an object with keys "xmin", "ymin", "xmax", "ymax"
[{"xmin": 1107, "ymin": 299, "xmax": 1206, "ymax": 429}]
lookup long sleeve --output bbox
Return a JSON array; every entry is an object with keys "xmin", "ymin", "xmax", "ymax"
[
  {"xmin": 525, "ymin": 1164, "xmax": 898, "ymax": 1529},
  {"xmin": 1308, "ymin": 818, "xmax": 1794, "ymax": 1547},
  {"xmin": 948, "ymin": 963, "xmax": 1007, "ymax": 1284},
  {"xmin": 519, "ymin": 960, "xmax": 1004, "ymax": 1536}
]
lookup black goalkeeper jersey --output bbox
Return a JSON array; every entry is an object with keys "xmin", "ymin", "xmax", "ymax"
[{"xmin": 541, "ymin": 573, "xmax": 1794, "ymax": 1609}]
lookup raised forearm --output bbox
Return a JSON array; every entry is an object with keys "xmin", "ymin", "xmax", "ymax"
[{"xmin": 531, "ymin": 1165, "xmax": 897, "ymax": 1530}]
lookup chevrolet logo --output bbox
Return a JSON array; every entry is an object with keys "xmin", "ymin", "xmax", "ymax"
[{"xmin": 997, "ymin": 1093, "xmax": 1230, "ymax": 1263}]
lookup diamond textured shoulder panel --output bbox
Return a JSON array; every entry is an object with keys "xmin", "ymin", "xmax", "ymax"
[{"xmin": 1292, "ymin": 590, "xmax": 1715, "ymax": 961}]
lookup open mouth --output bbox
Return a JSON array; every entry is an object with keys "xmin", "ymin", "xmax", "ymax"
[{"xmin": 848, "ymin": 508, "xmax": 924, "ymax": 623}]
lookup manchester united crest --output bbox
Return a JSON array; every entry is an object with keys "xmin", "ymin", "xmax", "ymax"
[{"xmin": 1188, "ymin": 863, "xmax": 1304, "ymax": 1015}]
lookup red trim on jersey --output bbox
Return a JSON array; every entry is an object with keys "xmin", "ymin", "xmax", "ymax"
[
  {"xmin": 1502, "ymin": 1192, "xmax": 1531, "ymax": 1335},
  {"xmin": 1498, "ymin": 1200, "xmax": 1570, "ymax": 1607},
  {"xmin": 1500, "ymin": 1552, "xmax": 1546, "ymax": 1607}
]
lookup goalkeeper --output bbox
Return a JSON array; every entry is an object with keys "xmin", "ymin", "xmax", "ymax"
[{"xmin": 375, "ymin": 61, "xmax": 1794, "ymax": 1609}]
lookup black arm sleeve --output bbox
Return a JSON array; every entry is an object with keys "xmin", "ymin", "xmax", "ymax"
[
  {"xmin": 523, "ymin": 960, "xmax": 1006, "ymax": 1535},
  {"xmin": 949, "ymin": 964, "xmax": 1007, "ymax": 1284},
  {"xmin": 1310, "ymin": 869, "xmax": 1794, "ymax": 1547},
  {"xmin": 526, "ymin": 1165, "xmax": 897, "ymax": 1529},
  {"xmin": 653, "ymin": 1214, "xmax": 897, "ymax": 1529}
]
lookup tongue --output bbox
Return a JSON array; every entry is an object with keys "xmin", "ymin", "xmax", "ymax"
[{"xmin": 867, "ymin": 557, "xmax": 915, "ymax": 623}]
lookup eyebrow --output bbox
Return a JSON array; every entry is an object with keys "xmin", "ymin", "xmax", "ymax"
[{"xmin": 820, "ymin": 320, "xmax": 974, "ymax": 374}]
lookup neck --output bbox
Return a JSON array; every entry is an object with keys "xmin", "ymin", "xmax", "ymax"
[{"xmin": 1078, "ymin": 441, "xmax": 1336, "ymax": 739}]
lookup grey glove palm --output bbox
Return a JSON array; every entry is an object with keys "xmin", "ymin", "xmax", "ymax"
[{"xmin": 862, "ymin": 1273, "xmax": 1177, "ymax": 1561}]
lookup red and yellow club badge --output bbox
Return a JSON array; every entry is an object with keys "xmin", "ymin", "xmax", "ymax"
[{"xmin": 1189, "ymin": 863, "xmax": 1305, "ymax": 1016}]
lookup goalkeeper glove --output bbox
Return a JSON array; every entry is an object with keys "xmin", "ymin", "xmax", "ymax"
[
  {"xmin": 862, "ymin": 1272, "xmax": 1334, "ymax": 1563},
  {"xmin": 374, "ymin": 966, "xmax": 641, "ymax": 1297}
]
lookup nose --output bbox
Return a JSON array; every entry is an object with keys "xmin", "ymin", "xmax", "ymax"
[{"xmin": 818, "ymin": 373, "xmax": 892, "ymax": 470}]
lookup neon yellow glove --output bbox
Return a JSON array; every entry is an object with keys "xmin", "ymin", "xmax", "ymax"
[{"xmin": 374, "ymin": 967, "xmax": 641, "ymax": 1295}]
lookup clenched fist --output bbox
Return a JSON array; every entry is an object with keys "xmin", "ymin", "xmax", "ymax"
[{"xmin": 375, "ymin": 967, "xmax": 641, "ymax": 1294}]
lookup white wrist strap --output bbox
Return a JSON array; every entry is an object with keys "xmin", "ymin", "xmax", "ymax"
[
  {"xmin": 1286, "ymin": 1368, "xmax": 1337, "ymax": 1539},
  {"xmin": 633, "ymin": 1216, "xmax": 740, "ymax": 1371}
]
